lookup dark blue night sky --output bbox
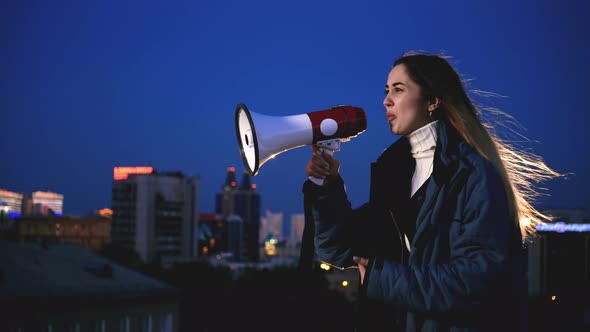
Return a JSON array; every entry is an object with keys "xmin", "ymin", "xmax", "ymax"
[{"xmin": 1, "ymin": 0, "xmax": 589, "ymax": 218}]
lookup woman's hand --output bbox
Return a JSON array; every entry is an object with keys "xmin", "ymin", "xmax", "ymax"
[
  {"xmin": 305, "ymin": 144, "xmax": 341, "ymax": 186},
  {"xmin": 353, "ymin": 256, "xmax": 370, "ymax": 285}
]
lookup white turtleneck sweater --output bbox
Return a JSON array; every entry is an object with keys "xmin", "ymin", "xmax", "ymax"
[{"xmin": 406, "ymin": 120, "xmax": 439, "ymax": 197}]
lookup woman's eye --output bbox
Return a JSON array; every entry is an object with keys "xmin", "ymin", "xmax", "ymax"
[
  {"xmin": 384, "ymin": 89, "xmax": 389, "ymax": 95},
  {"xmin": 394, "ymin": 87, "xmax": 403, "ymax": 92}
]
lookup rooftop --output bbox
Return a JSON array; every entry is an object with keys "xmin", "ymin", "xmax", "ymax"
[{"xmin": 0, "ymin": 242, "xmax": 177, "ymax": 301}]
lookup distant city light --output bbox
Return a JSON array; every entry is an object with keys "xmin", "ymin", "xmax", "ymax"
[
  {"xmin": 551, "ymin": 295, "xmax": 556, "ymax": 301},
  {"xmin": 264, "ymin": 235, "xmax": 278, "ymax": 256},
  {"xmin": 342, "ymin": 281, "xmax": 349, "ymax": 287},
  {"xmin": 97, "ymin": 208, "xmax": 112, "ymax": 218},
  {"xmin": 228, "ymin": 166, "xmax": 235, "ymax": 172},
  {"xmin": 536, "ymin": 222, "xmax": 590, "ymax": 233}
]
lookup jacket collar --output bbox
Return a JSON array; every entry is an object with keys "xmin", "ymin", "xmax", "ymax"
[
  {"xmin": 371, "ymin": 120, "xmax": 466, "ymax": 212},
  {"xmin": 431, "ymin": 119, "xmax": 464, "ymax": 186},
  {"xmin": 416, "ymin": 120, "xmax": 469, "ymax": 230},
  {"xmin": 379, "ymin": 119, "xmax": 465, "ymax": 179}
]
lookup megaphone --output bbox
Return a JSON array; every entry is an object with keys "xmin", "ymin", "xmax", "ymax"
[{"xmin": 235, "ymin": 103, "xmax": 367, "ymax": 185}]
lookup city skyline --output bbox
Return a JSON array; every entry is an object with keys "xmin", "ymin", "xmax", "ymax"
[{"xmin": 2, "ymin": 0, "xmax": 589, "ymax": 219}]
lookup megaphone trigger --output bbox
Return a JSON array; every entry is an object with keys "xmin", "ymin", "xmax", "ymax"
[{"xmin": 316, "ymin": 138, "xmax": 341, "ymax": 153}]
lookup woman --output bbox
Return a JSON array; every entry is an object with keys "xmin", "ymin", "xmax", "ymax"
[{"xmin": 303, "ymin": 52, "xmax": 563, "ymax": 331}]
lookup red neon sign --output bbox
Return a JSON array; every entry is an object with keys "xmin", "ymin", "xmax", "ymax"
[{"xmin": 113, "ymin": 166, "xmax": 154, "ymax": 180}]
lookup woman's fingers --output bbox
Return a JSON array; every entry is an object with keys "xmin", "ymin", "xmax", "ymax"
[
  {"xmin": 307, "ymin": 144, "xmax": 341, "ymax": 184},
  {"xmin": 306, "ymin": 153, "xmax": 330, "ymax": 178}
]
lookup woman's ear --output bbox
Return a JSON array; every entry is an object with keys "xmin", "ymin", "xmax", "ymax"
[{"xmin": 428, "ymin": 97, "xmax": 441, "ymax": 112}]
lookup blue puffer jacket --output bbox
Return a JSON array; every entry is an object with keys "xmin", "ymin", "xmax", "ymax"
[{"xmin": 303, "ymin": 120, "xmax": 527, "ymax": 332}]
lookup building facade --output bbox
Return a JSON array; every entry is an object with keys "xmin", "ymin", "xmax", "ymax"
[
  {"xmin": 260, "ymin": 209, "xmax": 283, "ymax": 243},
  {"xmin": 18, "ymin": 215, "xmax": 111, "ymax": 252},
  {"xmin": 111, "ymin": 167, "xmax": 199, "ymax": 264},
  {"xmin": 289, "ymin": 213, "xmax": 305, "ymax": 247},
  {"xmin": 32, "ymin": 191, "xmax": 64, "ymax": 216}
]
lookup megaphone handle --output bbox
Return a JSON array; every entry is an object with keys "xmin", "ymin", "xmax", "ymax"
[
  {"xmin": 308, "ymin": 148, "xmax": 334, "ymax": 186},
  {"xmin": 309, "ymin": 176, "xmax": 325, "ymax": 186}
]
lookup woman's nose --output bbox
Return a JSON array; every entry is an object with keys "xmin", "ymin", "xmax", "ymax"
[{"xmin": 383, "ymin": 94, "xmax": 392, "ymax": 107}]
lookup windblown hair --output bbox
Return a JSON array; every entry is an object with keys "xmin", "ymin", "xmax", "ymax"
[{"xmin": 393, "ymin": 51, "xmax": 566, "ymax": 239}]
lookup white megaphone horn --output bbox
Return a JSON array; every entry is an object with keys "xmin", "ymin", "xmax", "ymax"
[{"xmin": 235, "ymin": 103, "xmax": 367, "ymax": 185}]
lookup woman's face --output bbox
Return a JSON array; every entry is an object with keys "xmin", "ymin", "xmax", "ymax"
[{"xmin": 383, "ymin": 64, "xmax": 432, "ymax": 136}]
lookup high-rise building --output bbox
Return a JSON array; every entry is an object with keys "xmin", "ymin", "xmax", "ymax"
[
  {"xmin": 215, "ymin": 167, "xmax": 260, "ymax": 262},
  {"xmin": 260, "ymin": 209, "xmax": 283, "ymax": 243},
  {"xmin": 0, "ymin": 189, "xmax": 23, "ymax": 218},
  {"xmin": 32, "ymin": 191, "xmax": 64, "ymax": 216},
  {"xmin": 111, "ymin": 166, "xmax": 199, "ymax": 264},
  {"xmin": 289, "ymin": 213, "xmax": 305, "ymax": 246},
  {"xmin": 227, "ymin": 214, "xmax": 243, "ymax": 261}
]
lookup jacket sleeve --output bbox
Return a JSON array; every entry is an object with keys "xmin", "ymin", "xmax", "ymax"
[
  {"xmin": 302, "ymin": 176, "xmax": 370, "ymax": 269},
  {"xmin": 365, "ymin": 161, "xmax": 517, "ymax": 313}
]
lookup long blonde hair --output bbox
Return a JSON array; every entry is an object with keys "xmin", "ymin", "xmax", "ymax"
[{"xmin": 394, "ymin": 51, "xmax": 567, "ymax": 239}]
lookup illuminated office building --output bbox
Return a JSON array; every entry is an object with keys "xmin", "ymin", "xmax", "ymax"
[
  {"xmin": 32, "ymin": 191, "xmax": 64, "ymax": 216},
  {"xmin": 111, "ymin": 166, "xmax": 199, "ymax": 264},
  {"xmin": 0, "ymin": 189, "xmax": 23, "ymax": 218},
  {"xmin": 215, "ymin": 168, "xmax": 260, "ymax": 262}
]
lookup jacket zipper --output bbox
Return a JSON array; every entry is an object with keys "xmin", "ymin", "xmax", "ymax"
[
  {"xmin": 319, "ymin": 260, "xmax": 358, "ymax": 270},
  {"xmin": 323, "ymin": 209, "xmax": 405, "ymax": 269},
  {"xmin": 389, "ymin": 209, "xmax": 405, "ymax": 264}
]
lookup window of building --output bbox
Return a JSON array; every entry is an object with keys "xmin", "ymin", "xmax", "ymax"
[
  {"xmin": 159, "ymin": 313, "xmax": 173, "ymax": 332},
  {"xmin": 114, "ymin": 317, "xmax": 130, "ymax": 332},
  {"xmin": 65, "ymin": 322, "xmax": 80, "ymax": 332},
  {"xmin": 94, "ymin": 320, "xmax": 106, "ymax": 332},
  {"xmin": 140, "ymin": 315, "xmax": 152, "ymax": 332}
]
